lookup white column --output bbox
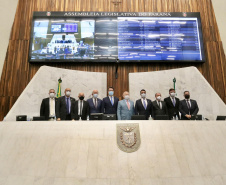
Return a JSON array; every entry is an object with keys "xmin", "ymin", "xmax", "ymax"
[
  {"xmin": 212, "ymin": 0, "xmax": 226, "ymax": 53},
  {"xmin": 0, "ymin": 0, "xmax": 18, "ymax": 78}
]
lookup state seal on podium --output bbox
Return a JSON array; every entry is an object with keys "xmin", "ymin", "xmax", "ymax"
[{"xmin": 116, "ymin": 123, "xmax": 141, "ymax": 153}]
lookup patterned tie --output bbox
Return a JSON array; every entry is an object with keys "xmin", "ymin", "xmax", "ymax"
[
  {"xmin": 143, "ymin": 99, "xmax": 147, "ymax": 110},
  {"xmin": 127, "ymin": 100, "xmax": 130, "ymax": 110},
  {"xmin": 66, "ymin": 98, "xmax": 70, "ymax": 114},
  {"xmin": 111, "ymin": 97, "xmax": 113, "ymax": 106},
  {"xmin": 172, "ymin": 98, "xmax": 175, "ymax": 107}
]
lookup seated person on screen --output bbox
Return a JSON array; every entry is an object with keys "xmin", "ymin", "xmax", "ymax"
[
  {"xmin": 102, "ymin": 87, "xmax": 119, "ymax": 115},
  {"xmin": 40, "ymin": 89, "xmax": 58, "ymax": 120},
  {"xmin": 152, "ymin": 93, "xmax": 168, "ymax": 120},
  {"xmin": 87, "ymin": 89, "xmax": 103, "ymax": 114},
  {"xmin": 179, "ymin": 91, "xmax": 199, "ymax": 120},
  {"xmin": 117, "ymin": 91, "xmax": 135, "ymax": 120},
  {"xmin": 164, "ymin": 88, "xmax": 180, "ymax": 120},
  {"xmin": 135, "ymin": 89, "xmax": 153, "ymax": 120},
  {"xmin": 71, "ymin": 93, "xmax": 89, "ymax": 121},
  {"xmin": 56, "ymin": 88, "xmax": 76, "ymax": 121}
]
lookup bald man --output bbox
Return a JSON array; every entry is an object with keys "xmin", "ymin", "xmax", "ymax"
[
  {"xmin": 71, "ymin": 93, "xmax": 89, "ymax": 120},
  {"xmin": 87, "ymin": 90, "xmax": 103, "ymax": 114},
  {"xmin": 56, "ymin": 88, "xmax": 76, "ymax": 120},
  {"xmin": 117, "ymin": 91, "xmax": 135, "ymax": 120}
]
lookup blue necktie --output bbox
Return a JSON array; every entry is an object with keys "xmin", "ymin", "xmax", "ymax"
[
  {"xmin": 172, "ymin": 98, "xmax": 175, "ymax": 107},
  {"xmin": 111, "ymin": 97, "xmax": 113, "ymax": 105},
  {"xmin": 143, "ymin": 99, "xmax": 147, "ymax": 110},
  {"xmin": 66, "ymin": 98, "xmax": 70, "ymax": 114}
]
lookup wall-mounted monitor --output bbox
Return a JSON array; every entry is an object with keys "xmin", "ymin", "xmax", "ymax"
[{"xmin": 29, "ymin": 12, "xmax": 205, "ymax": 63}]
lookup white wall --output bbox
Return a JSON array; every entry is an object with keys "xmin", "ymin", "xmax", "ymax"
[
  {"xmin": 212, "ymin": 0, "xmax": 226, "ymax": 53},
  {"xmin": 129, "ymin": 67, "xmax": 226, "ymax": 120},
  {"xmin": 4, "ymin": 66, "xmax": 107, "ymax": 121},
  {"xmin": 0, "ymin": 0, "xmax": 18, "ymax": 78}
]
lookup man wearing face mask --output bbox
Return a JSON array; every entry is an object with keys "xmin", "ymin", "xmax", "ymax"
[
  {"xmin": 152, "ymin": 92, "xmax": 168, "ymax": 120},
  {"xmin": 56, "ymin": 88, "xmax": 76, "ymax": 121},
  {"xmin": 117, "ymin": 91, "xmax": 135, "ymax": 120},
  {"xmin": 135, "ymin": 89, "xmax": 153, "ymax": 120},
  {"xmin": 87, "ymin": 90, "xmax": 103, "ymax": 114},
  {"xmin": 40, "ymin": 89, "xmax": 58, "ymax": 120},
  {"xmin": 179, "ymin": 91, "xmax": 199, "ymax": 120},
  {"xmin": 102, "ymin": 87, "xmax": 119, "ymax": 115},
  {"xmin": 71, "ymin": 93, "xmax": 89, "ymax": 120},
  {"xmin": 164, "ymin": 88, "xmax": 180, "ymax": 120}
]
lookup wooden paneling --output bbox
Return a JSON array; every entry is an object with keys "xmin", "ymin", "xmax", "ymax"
[{"xmin": 0, "ymin": 0, "xmax": 225, "ymax": 120}]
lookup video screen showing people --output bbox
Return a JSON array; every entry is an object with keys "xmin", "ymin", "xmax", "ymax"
[{"xmin": 31, "ymin": 19, "xmax": 95, "ymax": 60}]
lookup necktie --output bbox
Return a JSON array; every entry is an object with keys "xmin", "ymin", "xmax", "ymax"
[
  {"xmin": 111, "ymin": 97, "xmax": 113, "ymax": 106},
  {"xmin": 66, "ymin": 98, "xmax": 70, "ymax": 114},
  {"xmin": 80, "ymin": 101, "xmax": 83, "ymax": 115},
  {"xmin": 143, "ymin": 99, "xmax": 147, "ymax": 110},
  {"xmin": 127, "ymin": 100, "xmax": 130, "ymax": 110},
  {"xmin": 172, "ymin": 98, "xmax": 175, "ymax": 107},
  {"xmin": 186, "ymin": 100, "xmax": 191, "ymax": 115},
  {"xmin": 94, "ymin": 99, "xmax": 97, "ymax": 108},
  {"xmin": 158, "ymin": 101, "xmax": 162, "ymax": 109}
]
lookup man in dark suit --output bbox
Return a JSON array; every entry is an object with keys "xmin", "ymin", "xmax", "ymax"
[
  {"xmin": 102, "ymin": 87, "xmax": 119, "ymax": 115},
  {"xmin": 135, "ymin": 89, "xmax": 153, "ymax": 120},
  {"xmin": 56, "ymin": 88, "xmax": 76, "ymax": 121},
  {"xmin": 164, "ymin": 88, "xmax": 180, "ymax": 120},
  {"xmin": 87, "ymin": 89, "xmax": 103, "ymax": 114},
  {"xmin": 152, "ymin": 92, "xmax": 168, "ymax": 120},
  {"xmin": 40, "ymin": 89, "xmax": 58, "ymax": 120},
  {"xmin": 179, "ymin": 91, "xmax": 199, "ymax": 120},
  {"xmin": 71, "ymin": 92, "xmax": 89, "ymax": 120}
]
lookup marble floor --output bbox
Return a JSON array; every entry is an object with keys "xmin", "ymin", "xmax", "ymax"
[{"xmin": 0, "ymin": 120, "xmax": 226, "ymax": 185}]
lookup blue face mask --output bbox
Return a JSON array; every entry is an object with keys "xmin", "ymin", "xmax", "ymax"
[{"xmin": 109, "ymin": 91, "xmax": 114, "ymax": 96}]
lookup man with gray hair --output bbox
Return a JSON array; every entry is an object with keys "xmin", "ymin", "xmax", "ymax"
[
  {"xmin": 117, "ymin": 91, "xmax": 135, "ymax": 120},
  {"xmin": 87, "ymin": 89, "xmax": 103, "ymax": 114}
]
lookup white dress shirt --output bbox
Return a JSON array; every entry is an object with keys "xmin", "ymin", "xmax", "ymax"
[
  {"xmin": 156, "ymin": 100, "xmax": 162, "ymax": 109},
  {"xmin": 109, "ymin": 96, "xmax": 114, "ymax": 105},
  {"xmin": 78, "ymin": 100, "xmax": 84, "ymax": 115},
  {"xmin": 49, "ymin": 98, "xmax": 55, "ymax": 117},
  {"xmin": 141, "ymin": 98, "xmax": 147, "ymax": 108}
]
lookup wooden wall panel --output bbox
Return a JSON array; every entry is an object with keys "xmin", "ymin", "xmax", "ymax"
[{"xmin": 0, "ymin": 0, "xmax": 225, "ymax": 120}]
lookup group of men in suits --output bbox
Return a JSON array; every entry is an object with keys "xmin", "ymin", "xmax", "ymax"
[{"xmin": 40, "ymin": 87, "xmax": 199, "ymax": 121}]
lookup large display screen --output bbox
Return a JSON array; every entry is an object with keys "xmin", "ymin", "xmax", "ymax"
[{"xmin": 29, "ymin": 12, "xmax": 205, "ymax": 62}]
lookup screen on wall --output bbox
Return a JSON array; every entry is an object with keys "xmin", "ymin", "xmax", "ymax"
[{"xmin": 29, "ymin": 12, "xmax": 205, "ymax": 63}]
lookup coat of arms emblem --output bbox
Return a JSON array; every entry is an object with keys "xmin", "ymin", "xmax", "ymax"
[{"xmin": 116, "ymin": 123, "xmax": 141, "ymax": 153}]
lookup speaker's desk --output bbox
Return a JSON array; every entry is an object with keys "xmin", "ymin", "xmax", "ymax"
[{"xmin": 0, "ymin": 120, "xmax": 225, "ymax": 185}]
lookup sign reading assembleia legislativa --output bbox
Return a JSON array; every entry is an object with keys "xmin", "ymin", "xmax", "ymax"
[{"xmin": 33, "ymin": 11, "xmax": 199, "ymax": 18}]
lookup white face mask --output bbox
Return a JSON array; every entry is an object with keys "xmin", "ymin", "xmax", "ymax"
[
  {"xmin": 66, "ymin": 91, "xmax": 71, "ymax": 96},
  {"xmin": 141, "ymin": 93, "xmax": 146, "ymax": 98},
  {"xmin": 93, "ymin": 94, "xmax": 98, "ymax": 98},
  {"xmin": 49, "ymin": 93, "xmax": 55, "ymax": 98},
  {"xmin": 170, "ymin": 93, "xmax": 176, "ymax": 97},
  {"xmin": 124, "ymin": 95, "xmax": 130, "ymax": 100},
  {"xmin": 156, "ymin": 96, "xmax": 161, "ymax": 101}
]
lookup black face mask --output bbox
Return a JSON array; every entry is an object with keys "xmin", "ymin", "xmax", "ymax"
[
  {"xmin": 79, "ymin": 96, "xmax": 84, "ymax": 100},
  {"xmin": 185, "ymin": 95, "xmax": 190, "ymax": 99}
]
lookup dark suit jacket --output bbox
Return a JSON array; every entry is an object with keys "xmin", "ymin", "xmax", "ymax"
[
  {"xmin": 56, "ymin": 96, "xmax": 76, "ymax": 120},
  {"xmin": 87, "ymin": 98, "xmax": 103, "ymax": 114},
  {"xmin": 179, "ymin": 99, "xmax": 199, "ymax": 120},
  {"xmin": 152, "ymin": 100, "xmax": 168, "ymax": 119},
  {"xmin": 135, "ymin": 99, "xmax": 153, "ymax": 120},
  {"xmin": 164, "ymin": 97, "xmax": 180, "ymax": 120},
  {"xmin": 40, "ymin": 98, "xmax": 58, "ymax": 120},
  {"xmin": 102, "ymin": 96, "xmax": 119, "ymax": 114},
  {"xmin": 71, "ymin": 100, "xmax": 89, "ymax": 120}
]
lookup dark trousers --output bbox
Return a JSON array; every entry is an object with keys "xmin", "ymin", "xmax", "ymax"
[{"xmin": 66, "ymin": 114, "xmax": 71, "ymax": 120}]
